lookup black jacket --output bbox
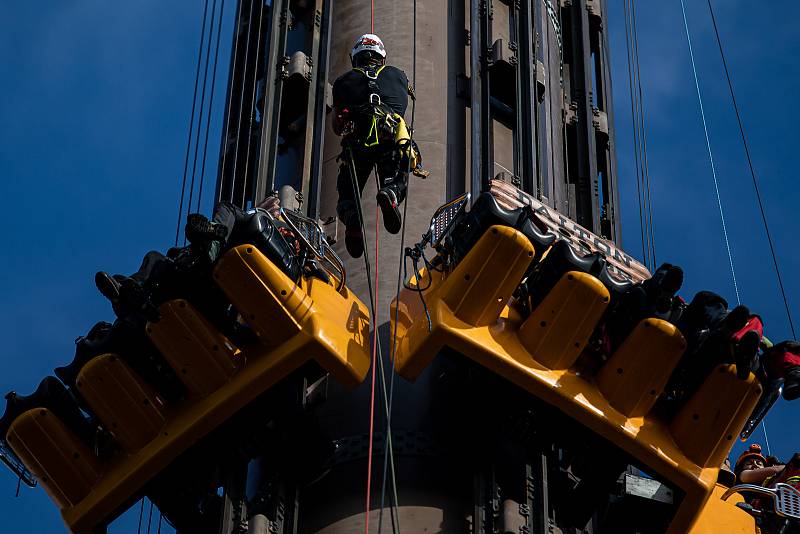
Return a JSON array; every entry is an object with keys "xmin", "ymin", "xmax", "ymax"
[{"xmin": 332, "ymin": 65, "xmax": 410, "ymax": 118}]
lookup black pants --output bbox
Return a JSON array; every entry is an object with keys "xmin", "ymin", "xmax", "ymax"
[
  {"xmin": 336, "ymin": 141, "xmax": 408, "ymax": 226},
  {"xmin": 211, "ymin": 201, "xmax": 250, "ymax": 244},
  {"xmin": 129, "ymin": 250, "xmax": 174, "ymax": 286}
]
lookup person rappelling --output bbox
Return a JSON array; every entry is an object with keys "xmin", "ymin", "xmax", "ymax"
[{"xmin": 332, "ymin": 33, "xmax": 427, "ymax": 258}]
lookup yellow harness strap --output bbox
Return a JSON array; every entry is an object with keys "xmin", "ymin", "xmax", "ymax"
[{"xmin": 354, "ymin": 66, "xmax": 388, "ymax": 147}]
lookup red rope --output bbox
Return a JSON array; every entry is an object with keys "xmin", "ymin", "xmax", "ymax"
[
  {"xmin": 364, "ymin": 206, "xmax": 381, "ymax": 533},
  {"xmin": 365, "ymin": 3, "xmax": 379, "ymax": 527}
]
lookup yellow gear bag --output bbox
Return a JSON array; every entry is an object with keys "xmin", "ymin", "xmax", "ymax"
[{"xmin": 393, "ymin": 114, "xmax": 430, "ymax": 178}]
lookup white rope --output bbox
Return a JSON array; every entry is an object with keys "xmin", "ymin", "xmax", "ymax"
[
  {"xmin": 678, "ymin": 0, "xmax": 741, "ymax": 305},
  {"xmin": 681, "ymin": 0, "xmax": 775, "ymax": 458},
  {"xmin": 762, "ymin": 420, "xmax": 772, "ymax": 456}
]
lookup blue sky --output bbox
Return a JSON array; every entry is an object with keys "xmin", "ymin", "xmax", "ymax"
[
  {"xmin": 0, "ymin": 0, "xmax": 798, "ymax": 531},
  {"xmin": 607, "ymin": 0, "xmax": 800, "ymax": 462}
]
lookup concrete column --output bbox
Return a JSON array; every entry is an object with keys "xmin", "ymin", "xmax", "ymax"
[{"xmin": 308, "ymin": 1, "xmax": 465, "ymax": 531}]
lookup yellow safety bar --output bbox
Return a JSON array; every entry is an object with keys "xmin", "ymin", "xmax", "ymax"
[{"xmin": 390, "ymin": 225, "xmax": 763, "ymax": 533}]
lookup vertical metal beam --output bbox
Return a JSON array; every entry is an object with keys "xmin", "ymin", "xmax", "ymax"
[
  {"xmin": 231, "ymin": 0, "xmax": 263, "ymax": 206},
  {"xmin": 470, "ymin": 0, "xmax": 483, "ymax": 197},
  {"xmin": 256, "ymin": 0, "xmax": 291, "ymax": 203},
  {"xmin": 472, "ymin": 470, "xmax": 487, "ymax": 534},
  {"xmin": 220, "ymin": 464, "xmax": 249, "ymax": 534},
  {"xmin": 599, "ymin": 0, "xmax": 621, "ymax": 242},
  {"xmin": 532, "ymin": 450, "xmax": 550, "ymax": 534},
  {"xmin": 299, "ymin": 0, "xmax": 325, "ymax": 206},
  {"xmin": 470, "ymin": 0, "xmax": 493, "ymax": 195},
  {"xmin": 480, "ymin": 0, "xmax": 493, "ymax": 188},
  {"xmin": 516, "ymin": 0, "xmax": 538, "ymax": 196},
  {"xmin": 566, "ymin": 0, "xmax": 600, "ymax": 231},
  {"xmin": 240, "ymin": 0, "xmax": 269, "ymax": 205},
  {"xmin": 305, "ymin": 0, "xmax": 333, "ymax": 218},
  {"xmin": 216, "ymin": 0, "xmax": 249, "ymax": 205}
]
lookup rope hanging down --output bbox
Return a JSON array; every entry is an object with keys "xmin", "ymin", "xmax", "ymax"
[
  {"xmin": 705, "ymin": 0, "xmax": 796, "ymax": 340},
  {"xmin": 364, "ymin": 204, "xmax": 381, "ymax": 534},
  {"xmin": 345, "ymin": 150, "xmax": 400, "ymax": 534},
  {"xmin": 678, "ymin": 0, "xmax": 741, "ymax": 305},
  {"xmin": 380, "ymin": 0, "xmax": 419, "ymax": 527}
]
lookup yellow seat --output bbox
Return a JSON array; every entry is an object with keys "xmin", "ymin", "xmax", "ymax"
[
  {"xmin": 518, "ymin": 271, "xmax": 609, "ymax": 370},
  {"xmin": 689, "ymin": 484, "xmax": 756, "ymax": 533},
  {"xmin": 391, "ymin": 234, "xmax": 764, "ymax": 533},
  {"xmin": 77, "ymin": 354, "xmax": 167, "ymax": 453},
  {"xmin": 671, "ymin": 364, "xmax": 762, "ymax": 468},
  {"xmin": 213, "ymin": 245, "xmax": 312, "ymax": 346},
  {"xmin": 148, "ymin": 299, "xmax": 241, "ymax": 397},
  {"xmin": 6, "ymin": 409, "xmax": 102, "ymax": 508},
  {"xmin": 51, "ymin": 246, "xmax": 371, "ymax": 534},
  {"xmin": 440, "ymin": 225, "xmax": 535, "ymax": 327},
  {"xmin": 597, "ymin": 318, "xmax": 686, "ymax": 417}
]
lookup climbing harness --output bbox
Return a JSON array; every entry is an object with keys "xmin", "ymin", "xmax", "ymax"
[{"xmin": 347, "ymin": 66, "xmax": 427, "ymax": 180}]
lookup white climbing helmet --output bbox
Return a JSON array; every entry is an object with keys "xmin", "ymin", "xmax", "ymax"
[{"xmin": 351, "ymin": 34, "xmax": 387, "ymax": 62}]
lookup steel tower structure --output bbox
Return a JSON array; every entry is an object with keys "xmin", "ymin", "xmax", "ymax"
[{"xmin": 212, "ymin": 0, "xmax": 622, "ymax": 532}]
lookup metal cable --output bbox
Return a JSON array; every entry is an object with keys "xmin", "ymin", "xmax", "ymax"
[
  {"xmin": 622, "ymin": 0, "xmax": 649, "ymax": 269},
  {"xmin": 230, "ymin": 0, "xmax": 258, "ymax": 205},
  {"xmin": 174, "ymin": 0, "xmax": 212, "ymax": 246},
  {"xmin": 146, "ymin": 499, "xmax": 154, "ymax": 534},
  {"xmin": 136, "ymin": 498, "xmax": 145, "ymax": 534},
  {"xmin": 679, "ymin": 0, "xmax": 741, "ymax": 305},
  {"xmin": 217, "ymin": 0, "xmax": 244, "ymax": 201},
  {"xmin": 196, "ymin": 0, "xmax": 227, "ymax": 212},
  {"xmin": 630, "ymin": 0, "xmax": 657, "ymax": 269},
  {"xmin": 183, "ymin": 0, "xmax": 220, "ymax": 245},
  {"xmin": 623, "ymin": 0, "xmax": 657, "ymax": 271},
  {"xmin": 557, "ymin": 2, "xmax": 572, "ymax": 220},
  {"xmin": 379, "ymin": 0, "xmax": 419, "ymax": 526},
  {"xmin": 240, "ymin": 0, "xmax": 267, "ymax": 201},
  {"xmin": 762, "ymin": 420, "xmax": 773, "ymax": 456},
  {"xmin": 344, "ymin": 150, "xmax": 399, "ymax": 534},
  {"xmin": 705, "ymin": 0, "xmax": 796, "ymax": 339},
  {"xmin": 364, "ymin": 204, "xmax": 381, "ymax": 534}
]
